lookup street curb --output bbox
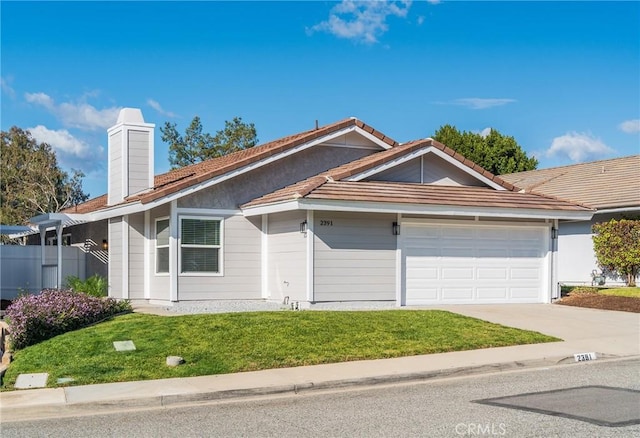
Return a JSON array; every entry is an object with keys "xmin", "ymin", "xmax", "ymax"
[{"xmin": 3, "ymin": 353, "xmax": 636, "ymax": 421}]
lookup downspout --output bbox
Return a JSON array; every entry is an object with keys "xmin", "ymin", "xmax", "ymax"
[{"xmin": 551, "ymin": 219, "xmax": 559, "ymax": 301}]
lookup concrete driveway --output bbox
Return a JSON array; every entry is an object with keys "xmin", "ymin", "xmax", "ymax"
[{"xmin": 430, "ymin": 303, "xmax": 640, "ymax": 358}]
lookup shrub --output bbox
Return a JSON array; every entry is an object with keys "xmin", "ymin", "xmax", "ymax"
[
  {"xmin": 4, "ymin": 289, "xmax": 132, "ymax": 349},
  {"xmin": 567, "ymin": 287, "xmax": 599, "ymax": 295},
  {"xmin": 592, "ymin": 218, "xmax": 640, "ymax": 287},
  {"xmin": 65, "ymin": 274, "xmax": 108, "ymax": 297}
]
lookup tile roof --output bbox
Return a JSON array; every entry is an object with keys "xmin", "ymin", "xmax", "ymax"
[
  {"xmin": 305, "ymin": 181, "xmax": 591, "ymax": 212},
  {"xmin": 67, "ymin": 117, "xmax": 398, "ymax": 213},
  {"xmin": 242, "ymin": 138, "xmax": 521, "ymax": 208},
  {"xmin": 242, "ymin": 179, "xmax": 590, "ymax": 213},
  {"xmin": 501, "ymin": 155, "xmax": 640, "ymax": 209},
  {"xmin": 61, "ymin": 194, "xmax": 108, "ymax": 214}
]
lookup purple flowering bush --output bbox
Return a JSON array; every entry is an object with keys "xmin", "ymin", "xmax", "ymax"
[{"xmin": 5, "ymin": 289, "xmax": 132, "ymax": 349}]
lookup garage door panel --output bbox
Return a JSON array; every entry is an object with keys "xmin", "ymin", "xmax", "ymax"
[
  {"xmin": 407, "ymin": 287, "xmax": 438, "ymax": 301},
  {"xmin": 442, "ymin": 267, "xmax": 474, "ymax": 280},
  {"xmin": 511, "ymin": 287, "xmax": 540, "ymax": 299},
  {"xmin": 442, "ymin": 287, "xmax": 473, "ymax": 300},
  {"xmin": 477, "ymin": 288, "xmax": 508, "ymax": 299},
  {"xmin": 477, "ymin": 267, "xmax": 508, "ymax": 280},
  {"xmin": 406, "ymin": 266, "xmax": 438, "ymax": 280},
  {"xmin": 403, "ymin": 222, "xmax": 547, "ymax": 305},
  {"xmin": 511, "ymin": 267, "xmax": 541, "ymax": 280}
]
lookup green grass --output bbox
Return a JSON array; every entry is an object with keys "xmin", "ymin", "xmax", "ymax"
[
  {"xmin": 2, "ymin": 310, "xmax": 559, "ymax": 390},
  {"xmin": 600, "ymin": 287, "xmax": 640, "ymax": 298}
]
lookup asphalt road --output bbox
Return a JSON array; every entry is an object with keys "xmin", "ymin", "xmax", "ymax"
[{"xmin": 3, "ymin": 358, "xmax": 639, "ymax": 438}]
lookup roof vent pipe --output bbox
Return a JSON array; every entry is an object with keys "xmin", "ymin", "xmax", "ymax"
[{"xmin": 315, "ymin": 120, "xmax": 319, "ymax": 130}]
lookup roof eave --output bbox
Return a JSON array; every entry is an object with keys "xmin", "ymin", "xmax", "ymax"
[
  {"xmin": 243, "ymin": 198, "xmax": 594, "ymax": 221},
  {"xmin": 593, "ymin": 205, "xmax": 640, "ymax": 215}
]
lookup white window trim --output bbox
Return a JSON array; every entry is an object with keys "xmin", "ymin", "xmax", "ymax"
[
  {"xmin": 178, "ymin": 215, "xmax": 224, "ymax": 277},
  {"xmin": 155, "ymin": 216, "xmax": 170, "ymax": 276}
]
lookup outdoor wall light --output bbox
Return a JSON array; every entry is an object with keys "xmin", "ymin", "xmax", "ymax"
[
  {"xmin": 102, "ymin": 239, "xmax": 109, "ymax": 251},
  {"xmin": 300, "ymin": 220, "xmax": 308, "ymax": 234},
  {"xmin": 392, "ymin": 222, "xmax": 400, "ymax": 236}
]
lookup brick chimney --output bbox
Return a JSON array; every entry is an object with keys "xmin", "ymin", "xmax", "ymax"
[{"xmin": 107, "ymin": 108, "xmax": 155, "ymax": 205}]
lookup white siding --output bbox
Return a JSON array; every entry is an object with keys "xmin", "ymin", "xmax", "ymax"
[
  {"xmin": 178, "ymin": 146, "xmax": 376, "ymax": 209},
  {"xmin": 177, "ymin": 214, "xmax": 262, "ymax": 300},
  {"xmin": 127, "ymin": 130, "xmax": 150, "ymax": 196},
  {"xmin": 128, "ymin": 212, "xmax": 145, "ymax": 299},
  {"xmin": 148, "ymin": 204, "xmax": 170, "ymax": 300},
  {"xmin": 267, "ymin": 211, "xmax": 307, "ymax": 302},
  {"xmin": 313, "ymin": 212, "xmax": 396, "ymax": 302},
  {"xmin": 108, "ymin": 131, "xmax": 122, "ymax": 204},
  {"xmin": 558, "ymin": 214, "xmax": 633, "ymax": 286},
  {"xmin": 364, "ymin": 155, "xmax": 487, "ymax": 187},
  {"xmin": 368, "ymin": 158, "xmax": 421, "ymax": 183},
  {"xmin": 326, "ymin": 131, "xmax": 383, "ymax": 148},
  {"xmin": 422, "ymin": 155, "xmax": 485, "ymax": 186},
  {"xmin": 108, "ymin": 217, "xmax": 124, "ymax": 298}
]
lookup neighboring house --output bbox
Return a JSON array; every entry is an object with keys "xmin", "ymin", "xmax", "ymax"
[
  {"xmin": 502, "ymin": 156, "xmax": 640, "ymax": 286},
  {"xmin": 30, "ymin": 108, "xmax": 593, "ymax": 306}
]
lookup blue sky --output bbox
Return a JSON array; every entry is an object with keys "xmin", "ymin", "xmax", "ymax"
[{"xmin": 2, "ymin": 1, "xmax": 639, "ymax": 199}]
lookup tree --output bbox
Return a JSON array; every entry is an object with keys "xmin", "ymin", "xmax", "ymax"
[
  {"xmin": 592, "ymin": 218, "xmax": 640, "ymax": 287},
  {"xmin": 432, "ymin": 125, "xmax": 538, "ymax": 175},
  {"xmin": 161, "ymin": 116, "xmax": 258, "ymax": 169},
  {"xmin": 0, "ymin": 127, "xmax": 89, "ymax": 226}
]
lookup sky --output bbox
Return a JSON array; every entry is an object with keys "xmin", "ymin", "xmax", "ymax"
[{"xmin": 1, "ymin": 1, "xmax": 639, "ymax": 199}]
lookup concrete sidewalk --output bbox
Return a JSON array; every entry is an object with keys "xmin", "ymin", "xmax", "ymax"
[{"xmin": 2, "ymin": 304, "xmax": 639, "ymax": 421}]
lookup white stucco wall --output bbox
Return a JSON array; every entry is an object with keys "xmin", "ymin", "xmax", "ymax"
[{"xmin": 558, "ymin": 215, "xmax": 634, "ymax": 286}]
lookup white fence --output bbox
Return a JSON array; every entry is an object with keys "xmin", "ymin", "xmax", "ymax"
[{"xmin": 0, "ymin": 245, "xmax": 86, "ymax": 300}]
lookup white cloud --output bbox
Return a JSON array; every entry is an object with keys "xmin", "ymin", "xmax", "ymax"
[
  {"xmin": 618, "ymin": 119, "xmax": 640, "ymax": 134},
  {"xmin": 427, "ymin": 0, "xmax": 441, "ymax": 4},
  {"xmin": 147, "ymin": 98, "xmax": 178, "ymax": 118},
  {"xmin": 479, "ymin": 127, "xmax": 492, "ymax": 138},
  {"xmin": 546, "ymin": 132, "xmax": 614, "ymax": 162},
  {"xmin": 25, "ymin": 92, "xmax": 55, "ymax": 109},
  {"xmin": 27, "ymin": 125, "xmax": 94, "ymax": 157},
  {"xmin": 308, "ymin": 0, "xmax": 412, "ymax": 44},
  {"xmin": 25, "ymin": 91, "xmax": 120, "ymax": 131},
  {"xmin": 416, "ymin": 16, "xmax": 425, "ymax": 25},
  {"xmin": 451, "ymin": 98, "xmax": 517, "ymax": 110},
  {"xmin": 1, "ymin": 76, "xmax": 16, "ymax": 98}
]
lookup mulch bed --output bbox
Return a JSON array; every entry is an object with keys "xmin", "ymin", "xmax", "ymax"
[{"xmin": 556, "ymin": 294, "xmax": 640, "ymax": 313}]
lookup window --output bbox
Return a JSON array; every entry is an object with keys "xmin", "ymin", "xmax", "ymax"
[
  {"xmin": 47, "ymin": 234, "xmax": 72, "ymax": 246},
  {"xmin": 180, "ymin": 217, "xmax": 222, "ymax": 274},
  {"xmin": 155, "ymin": 218, "xmax": 170, "ymax": 274}
]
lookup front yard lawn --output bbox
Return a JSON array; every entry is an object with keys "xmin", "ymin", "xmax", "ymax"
[
  {"xmin": 2, "ymin": 310, "xmax": 559, "ymax": 390},
  {"xmin": 600, "ymin": 287, "xmax": 640, "ymax": 298}
]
